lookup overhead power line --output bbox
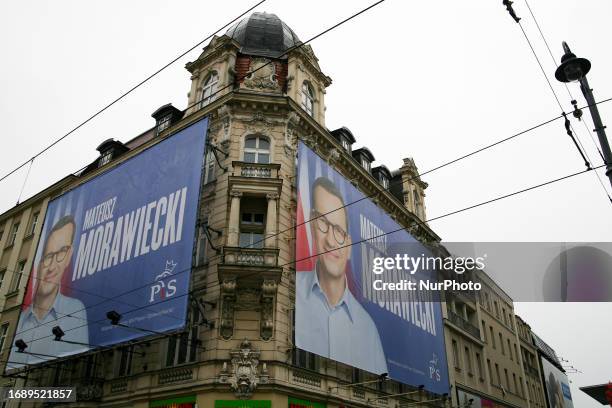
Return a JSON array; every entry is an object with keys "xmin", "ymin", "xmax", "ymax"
[
  {"xmin": 0, "ymin": 0, "xmax": 267, "ymax": 185},
  {"xmin": 503, "ymin": 1, "xmax": 612, "ymax": 203},
  {"xmin": 5, "ymin": 96, "xmax": 612, "ymax": 351},
  {"xmin": 12, "ymin": 162, "xmax": 606, "ymax": 356}
]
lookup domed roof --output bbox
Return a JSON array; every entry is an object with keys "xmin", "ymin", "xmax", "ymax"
[{"xmin": 225, "ymin": 12, "xmax": 301, "ymax": 59}]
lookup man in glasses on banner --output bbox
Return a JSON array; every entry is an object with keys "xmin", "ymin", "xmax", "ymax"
[
  {"xmin": 296, "ymin": 177, "xmax": 387, "ymax": 374},
  {"xmin": 11, "ymin": 215, "xmax": 89, "ymax": 366}
]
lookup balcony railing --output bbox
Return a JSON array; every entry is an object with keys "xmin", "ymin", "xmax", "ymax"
[
  {"xmin": 222, "ymin": 246, "xmax": 279, "ymax": 267},
  {"xmin": 158, "ymin": 366, "xmax": 194, "ymax": 385},
  {"xmin": 447, "ymin": 310, "xmax": 481, "ymax": 339},
  {"xmin": 232, "ymin": 161, "xmax": 280, "ymax": 179}
]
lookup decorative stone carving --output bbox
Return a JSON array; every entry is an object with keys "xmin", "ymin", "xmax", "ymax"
[
  {"xmin": 235, "ymin": 288, "xmax": 261, "ymax": 310},
  {"xmin": 220, "ymin": 280, "xmax": 237, "ymax": 339},
  {"xmin": 243, "ymin": 58, "xmax": 279, "ymax": 91},
  {"xmin": 219, "ymin": 339, "xmax": 268, "ymax": 399},
  {"xmin": 284, "ymin": 112, "xmax": 300, "ymax": 157},
  {"xmin": 260, "ymin": 280, "xmax": 277, "ymax": 340}
]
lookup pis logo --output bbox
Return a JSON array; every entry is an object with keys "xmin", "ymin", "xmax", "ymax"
[
  {"xmin": 150, "ymin": 260, "xmax": 178, "ymax": 302},
  {"xmin": 429, "ymin": 353, "xmax": 441, "ymax": 382}
]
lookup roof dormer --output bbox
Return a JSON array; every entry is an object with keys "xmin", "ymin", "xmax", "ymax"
[
  {"xmin": 330, "ymin": 127, "xmax": 356, "ymax": 152},
  {"xmin": 372, "ymin": 165, "xmax": 391, "ymax": 189},
  {"xmin": 151, "ymin": 103, "xmax": 184, "ymax": 136},
  {"xmin": 352, "ymin": 147, "xmax": 375, "ymax": 172}
]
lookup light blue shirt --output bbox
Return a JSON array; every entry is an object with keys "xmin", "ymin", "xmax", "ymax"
[
  {"xmin": 296, "ymin": 269, "xmax": 388, "ymax": 374},
  {"xmin": 8, "ymin": 293, "xmax": 90, "ymax": 368}
]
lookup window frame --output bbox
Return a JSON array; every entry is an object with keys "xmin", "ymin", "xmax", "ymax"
[
  {"xmin": 9, "ymin": 260, "xmax": 26, "ymax": 293},
  {"xmin": 7, "ymin": 222, "xmax": 19, "ymax": 246},
  {"xmin": 0, "ymin": 323, "xmax": 9, "ymax": 352},
  {"xmin": 301, "ymin": 81, "xmax": 314, "ymax": 117},
  {"xmin": 99, "ymin": 150, "xmax": 113, "ymax": 167},
  {"xmin": 164, "ymin": 306, "xmax": 200, "ymax": 368},
  {"xmin": 243, "ymin": 135, "xmax": 271, "ymax": 164},
  {"xmin": 203, "ymin": 149, "xmax": 216, "ymax": 184},
  {"xmin": 200, "ymin": 72, "xmax": 219, "ymax": 108},
  {"xmin": 29, "ymin": 212, "xmax": 40, "ymax": 236}
]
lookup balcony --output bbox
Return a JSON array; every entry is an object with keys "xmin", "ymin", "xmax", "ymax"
[
  {"xmin": 229, "ymin": 161, "xmax": 283, "ymax": 197},
  {"xmin": 218, "ymin": 246, "xmax": 282, "ymax": 286},
  {"xmin": 447, "ymin": 310, "xmax": 481, "ymax": 339},
  {"xmin": 232, "ymin": 161, "xmax": 280, "ymax": 178}
]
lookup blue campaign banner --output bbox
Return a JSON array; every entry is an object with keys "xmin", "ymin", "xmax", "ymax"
[
  {"xmin": 295, "ymin": 141, "xmax": 449, "ymax": 394},
  {"xmin": 7, "ymin": 117, "xmax": 208, "ymax": 369}
]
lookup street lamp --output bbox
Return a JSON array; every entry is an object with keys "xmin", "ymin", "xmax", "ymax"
[{"xmin": 555, "ymin": 41, "xmax": 612, "ymax": 187}]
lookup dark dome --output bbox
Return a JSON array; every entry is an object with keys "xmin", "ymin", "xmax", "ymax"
[{"xmin": 225, "ymin": 12, "xmax": 301, "ymax": 59}]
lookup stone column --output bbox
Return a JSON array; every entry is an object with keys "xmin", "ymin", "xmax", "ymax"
[
  {"xmin": 227, "ymin": 190, "xmax": 242, "ymax": 247},
  {"xmin": 264, "ymin": 193, "xmax": 278, "ymax": 248}
]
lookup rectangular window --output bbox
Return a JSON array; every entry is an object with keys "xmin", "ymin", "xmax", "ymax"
[
  {"xmin": 508, "ymin": 339, "xmax": 513, "ymax": 360},
  {"xmin": 341, "ymin": 138, "xmax": 350, "ymax": 151},
  {"xmin": 490, "ymin": 326, "xmax": 495, "ymax": 348},
  {"xmin": 7, "ymin": 222, "xmax": 19, "ymax": 246},
  {"xmin": 99, "ymin": 150, "xmax": 113, "ymax": 167},
  {"xmin": 29, "ymin": 212, "xmax": 39, "ymax": 236},
  {"xmin": 495, "ymin": 363, "xmax": 501, "ymax": 386},
  {"xmin": 526, "ymin": 380, "xmax": 532, "ymax": 401},
  {"xmin": 494, "ymin": 300, "xmax": 500, "ymax": 318},
  {"xmin": 503, "ymin": 307, "xmax": 507, "ymax": 325},
  {"xmin": 0, "ymin": 269, "xmax": 5, "ymax": 290},
  {"xmin": 196, "ymin": 232, "xmax": 208, "ymax": 266},
  {"xmin": 452, "ymin": 340, "xmax": 460, "ymax": 368},
  {"xmin": 482, "ymin": 320, "xmax": 487, "ymax": 342},
  {"xmin": 504, "ymin": 368, "xmax": 510, "ymax": 390},
  {"xmin": 203, "ymin": 150, "xmax": 216, "ymax": 184},
  {"xmin": 476, "ymin": 353, "xmax": 483, "ymax": 379},
  {"xmin": 519, "ymin": 375, "xmax": 524, "ymax": 397},
  {"xmin": 165, "ymin": 307, "xmax": 200, "ymax": 367},
  {"xmin": 293, "ymin": 348, "xmax": 318, "ymax": 371},
  {"xmin": 464, "ymin": 346, "xmax": 473, "ymax": 374},
  {"xmin": 116, "ymin": 345, "xmax": 134, "ymax": 377},
  {"xmin": 514, "ymin": 344, "xmax": 519, "ymax": 364},
  {"xmin": 157, "ymin": 115, "xmax": 171, "ymax": 134},
  {"xmin": 239, "ymin": 232, "xmax": 264, "ymax": 249},
  {"xmin": 499, "ymin": 333, "xmax": 504, "ymax": 354},
  {"xmin": 361, "ymin": 158, "xmax": 370, "ymax": 171},
  {"xmin": 239, "ymin": 202, "xmax": 266, "ymax": 249},
  {"xmin": 0, "ymin": 323, "xmax": 9, "ymax": 352},
  {"xmin": 513, "ymin": 373, "xmax": 518, "ymax": 394},
  {"xmin": 487, "ymin": 359, "xmax": 493, "ymax": 384},
  {"xmin": 380, "ymin": 176, "xmax": 389, "ymax": 189},
  {"xmin": 9, "ymin": 260, "xmax": 26, "ymax": 292}
]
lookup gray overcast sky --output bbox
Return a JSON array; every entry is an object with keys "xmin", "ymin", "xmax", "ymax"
[{"xmin": 1, "ymin": 0, "xmax": 610, "ymax": 406}]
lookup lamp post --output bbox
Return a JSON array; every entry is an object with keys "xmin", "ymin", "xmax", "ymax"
[{"xmin": 555, "ymin": 41, "xmax": 612, "ymax": 188}]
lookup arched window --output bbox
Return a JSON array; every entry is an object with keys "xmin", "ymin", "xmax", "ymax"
[
  {"xmin": 244, "ymin": 136, "xmax": 270, "ymax": 164},
  {"xmin": 301, "ymin": 82, "xmax": 314, "ymax": 116},
  {"xmin": 200, "ymin": 72, "xmax": 219, "ymax": 107}
]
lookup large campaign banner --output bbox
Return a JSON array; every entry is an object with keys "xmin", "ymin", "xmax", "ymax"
[
  {"xmin": 541, "ymin": 357, "xmax": 574, "ymax": 408},
  {"xmin": 295, "ymin": 141, "xmax": 449, "ymax": 394},
  {"xmin": 7, "ymin": 117, "xmax": 208, "ymax": 369}
]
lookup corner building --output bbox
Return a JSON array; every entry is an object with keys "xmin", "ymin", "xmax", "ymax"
[{"xmin": 0, "ymin": 12, "xmax": 548, "ymax": 408}]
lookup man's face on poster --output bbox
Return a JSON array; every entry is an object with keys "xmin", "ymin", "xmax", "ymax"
[
  {"xmin": 311, "ymin": 185, "xmax": 351, "ymax": 279},
  {"xmin": 37, "ymin": 223, "xmax": 74, "ymax": 299}
]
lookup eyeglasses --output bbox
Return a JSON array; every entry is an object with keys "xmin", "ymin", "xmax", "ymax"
[
  {"xmin": 41, "ymin": 246, "xmax": 71, "ymax": 267},
  {"xmin": 311, "ymin": 209, "xmax": 348, "ymax": 245}
]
